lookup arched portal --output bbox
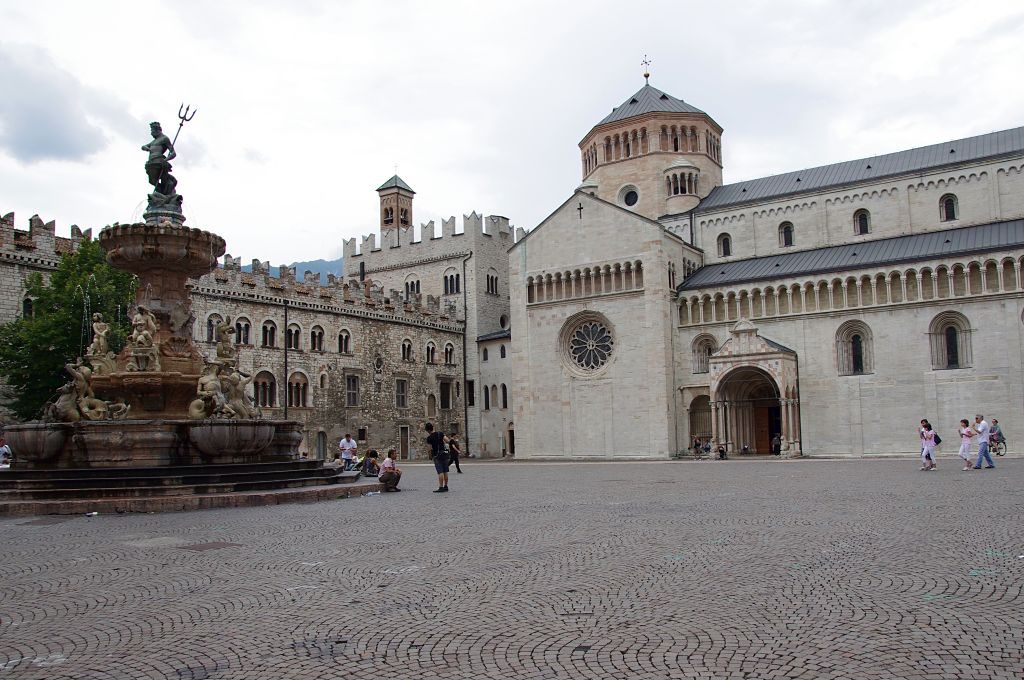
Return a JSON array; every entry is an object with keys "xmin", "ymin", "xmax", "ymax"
[{"xmin": 712, "ymin": 366, "xmax": 781, "ymax": 454}]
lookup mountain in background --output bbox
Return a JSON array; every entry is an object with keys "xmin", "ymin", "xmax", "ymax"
[{"xmin": 241, "ymin": 257, "xmax": 343, "ymax": 284}]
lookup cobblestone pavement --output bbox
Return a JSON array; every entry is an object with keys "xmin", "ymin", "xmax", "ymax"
[{"xmin": 0, "ymin": 459, "xmax": 1021, "ymax": 679}]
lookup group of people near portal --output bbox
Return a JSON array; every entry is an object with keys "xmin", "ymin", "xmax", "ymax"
[
  {"xmin": 918, "ymin": 414, "xmax": 1003, "ymax": 471},
  {"xmin": 332, "ymin": 423, "xmax": 463, "ymax": 494}
]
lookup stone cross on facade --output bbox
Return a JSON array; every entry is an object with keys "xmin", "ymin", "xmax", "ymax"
[{"xmin": 577, "ymin": 202, "xmax": 584, "ymax": 220}]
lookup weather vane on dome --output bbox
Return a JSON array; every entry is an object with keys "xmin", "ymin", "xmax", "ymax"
[{"xmin": 641, "ymin": 55, "xmax": 651, "ymax": 84}]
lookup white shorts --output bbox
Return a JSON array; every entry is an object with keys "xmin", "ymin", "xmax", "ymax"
[{"xmin": 958, "ymin": 442, "xmax": 971, "ymax": 460}]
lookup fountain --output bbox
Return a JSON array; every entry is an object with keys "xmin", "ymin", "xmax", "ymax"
[{"xmin": 0, "ymin": 117, "xmax": 367, "ymax": 514}]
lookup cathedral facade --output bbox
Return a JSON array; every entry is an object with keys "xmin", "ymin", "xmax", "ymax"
[{"xmin": 511, "ymin": 80, "xmax": 1024, "ymax": 458}]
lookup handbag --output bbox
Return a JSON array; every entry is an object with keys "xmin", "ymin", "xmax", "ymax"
[{"xmin": 933, "ymin": 433, "xmax": 942, "ymax": 445}]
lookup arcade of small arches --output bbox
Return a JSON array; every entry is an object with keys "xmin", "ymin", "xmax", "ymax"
[
  {"xmin": 481, "ymin": 382, "xmax": 510, "ymax": 411},
  {"xmin": 581, "ymin": 123, "xmax": 721, "ymax": 175},
  {"xmin": 666, "ymin": 171, "xmax": 698, "ymax": 197},
  {"xmin": 527, "ymin": 260, "xmax": 644, "ymax": 304},
  {"xmin": 678, "ymin": 255, "xmax": 1024, "ymax": 326}
]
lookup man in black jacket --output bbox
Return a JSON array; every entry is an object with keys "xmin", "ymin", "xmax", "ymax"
[{"xmin": 425, "ymin": 423, "xmax": 450, "ymax": 493}]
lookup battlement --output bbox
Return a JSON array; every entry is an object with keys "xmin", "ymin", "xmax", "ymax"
[
  {"xmin": 198, "ymin": 257, "xmax": 464, "ymax": 329},
  {"xmin": 0, "ymin": 211, "xmax": 92, "ymax": 263},
  {"xmin": 343, "ymin": 212, "xmax": 516, "ymax": 261}
]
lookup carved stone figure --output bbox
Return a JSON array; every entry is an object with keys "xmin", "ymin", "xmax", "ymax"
[
  {"xmin": 65, "ymin": 359, "xmax": 95, "ymax": 399},
  {"xmin": 188, "ymin": 362, "xmax": 235, "ymax": 420},
  {"xmin": 222, "ymin": 368, "xmax": 258, "ymax": 419},
  {"xmin": 130, "ymin": 306, "xmax": 157, "ymax": 348},
  {"xmin": 44, "ymin": 383, "xmax": 81, "ymax": 423},
  {"xmin": 141, "ymin": 122, "xmax": 181, "ymax": 209},
  {"xmin": 215, "ymin": 316, "xmax": 237, "ymax": 365},
  {"xmin": 87, "ymin": 313, "xmax": 109, "ymax": 356}
]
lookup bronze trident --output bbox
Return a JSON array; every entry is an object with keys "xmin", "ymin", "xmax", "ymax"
[{"xmin": 172, "ymin": 103, "xmax": 197, "ymax": 146}]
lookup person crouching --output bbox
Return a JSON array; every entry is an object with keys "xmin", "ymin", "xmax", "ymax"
[{"xmin": 379, "ymin": 448, "xmax": 402, "ymax": 492}]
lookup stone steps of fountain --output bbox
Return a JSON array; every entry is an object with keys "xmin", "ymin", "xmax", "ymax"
[
  {"xmin": 0, "ymin": 465, "xmax": 348, "ymax": 491},
  {"xmin": 0, "ymin": 475, "xmax": 340, "ymax": 501},
  {"xmin": 2, "ymin": 460, "xmax": 325, "ymax": 480}
]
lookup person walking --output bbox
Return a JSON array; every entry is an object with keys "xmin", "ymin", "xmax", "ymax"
[
  {"xmin": 919, "ymin": 421, "xmax": 937, "ymax": 470},
  {"xmin": 957, "ymin": 419, "xmax": 975, "ymax": 471},
  {"xmin": 425, "ymin": 423, "xmax": 450, "ymax": 493},
  {"xmin": 338, "ymin": 433, "xmax": 358, "ymax": 471},
  {"xmin": 972, "ymin": 414, "xmax": 995, "ymax": 469},
  {"xmin": 448, "ymin": 435, "xmax": 463, "ymax": 473},
  {"xmin": 378, "ymin": 448, "xmax": 402, "ymax": 492}
]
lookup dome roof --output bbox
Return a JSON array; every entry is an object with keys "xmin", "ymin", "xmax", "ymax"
[{"xmin": 597, "ymin": 84, "xmax": 708, "ymax": 126}]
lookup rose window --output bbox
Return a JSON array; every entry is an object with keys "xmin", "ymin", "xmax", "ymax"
[{"xmin": 568, "ymin": 320, "xmax": 614, "ymax": 371}]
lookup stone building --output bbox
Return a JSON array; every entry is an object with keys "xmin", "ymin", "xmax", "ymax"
[
  {"xmin": 342, "ymin": 176, "xmax": 516, "ymax": 457},
  {"xmin": 188, "ymin": 256, "xmax": 465, "ymax": 459},
  {"xmin": 511, "ymin": 78, "xmax": 1024, "ymax": 458}
]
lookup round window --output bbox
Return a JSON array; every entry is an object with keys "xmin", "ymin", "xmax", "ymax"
[
  {"xmin": 499, "ymin": 314, "xmax": 509, "ymax": 329},
  {"xmin": 559, "ymin": 312, "xmax": 616, "ymax": 376},
  {"xmin": 624, "ymin": 190, "xmax": 639, "ymax": 206}
]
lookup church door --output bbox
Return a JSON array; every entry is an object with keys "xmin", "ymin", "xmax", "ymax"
[
  {"xmin": 754, "ymin": 408, "xmax": 771, "ymax": 453},
  {"xmin": 399, "ymin": 426, "xmax": 410, "ymax": 460}
]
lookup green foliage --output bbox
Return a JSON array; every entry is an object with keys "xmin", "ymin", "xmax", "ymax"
[{"xmin": 0, "ymin": 238, "xmax": 136, "ymax": 420}]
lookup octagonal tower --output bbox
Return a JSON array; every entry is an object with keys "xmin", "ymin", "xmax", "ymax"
[{"xmin": 578, "ymin": 80, "xmax": 723, "ymax": 221}]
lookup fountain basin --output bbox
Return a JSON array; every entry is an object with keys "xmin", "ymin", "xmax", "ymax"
[
  {"xmin": 189, "ymin": 421, "xmax": 275, "ymax": 463},
  {"xmin": 4, "ymin": 423, "xmax": 72, "ymax": 468}
]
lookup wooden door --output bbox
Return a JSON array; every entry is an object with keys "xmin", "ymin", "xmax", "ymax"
[
  {"xmin": 399, "ymin": 426, "xmax": 410, "ymax": 460},
  {"xmin": 754, "ymin": 407, "xmax": 771, "ymax": 453}
]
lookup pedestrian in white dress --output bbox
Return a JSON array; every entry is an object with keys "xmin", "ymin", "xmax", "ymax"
[{"xmin": 957, "ymin": 419, "xmax": 975, "ymax": 471}]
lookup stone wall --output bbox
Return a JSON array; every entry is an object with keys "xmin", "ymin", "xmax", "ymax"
[{"xmin": 694, "ymin": 157, "xmax": 1024, "ymax": 263}]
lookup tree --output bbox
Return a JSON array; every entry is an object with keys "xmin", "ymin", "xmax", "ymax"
[{"xmin": 0, "ymin": 238, "xmax": 136, "ymax": 421}]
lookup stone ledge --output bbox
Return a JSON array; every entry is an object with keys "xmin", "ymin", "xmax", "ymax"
[{"xmin": 0, "ymin": 478, "xmax": 383, "ymax": 517}]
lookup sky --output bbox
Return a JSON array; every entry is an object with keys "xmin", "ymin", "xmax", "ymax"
[{"xmin": 1, "ymin": 0, "xmax": 1023, "ymax": 266}]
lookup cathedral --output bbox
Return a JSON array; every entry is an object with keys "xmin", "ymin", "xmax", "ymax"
[{"xmin": 511, "ymin": 77, "xmax": 1024, "ymax": 458}]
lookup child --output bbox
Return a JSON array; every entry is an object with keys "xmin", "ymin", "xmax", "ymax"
[
  {"xmin": 920, "ymin": 422, "xmax": 936, "ymax": 470},
  {"xmin": 957, "ymin": 419, "xmax": 975, "ymax": 471}
]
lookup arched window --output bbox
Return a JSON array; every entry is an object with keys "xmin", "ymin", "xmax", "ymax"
[
  {"xmin": 22, "ymin": 298, "xmax": 33, "ymax": 318},
  {"xmin": 261, "ymin": 320, "xmax": 277, "ymax": 348},
  {"xmin": 286, "ymin": 324, "xmax": 301, "ymax": 350},
  {"xmin": 836, "ymin": 321, "xmax": 873, "ymax": 375},
  {"xmin": 427, "ymin": 394, "xmax": 437, "ymax": 418},
  {"xmin": 779, "ymin": 222, "xmax": 794, "ymax": 247},
  {"xmin": 254, "ymin": 371, "xmax": 277, "ymax": 407},
  {"xmin": 425, "ymin": 342, "xmax": 436, "ymax": 364},
  {"xmin": 234, "ymin": 318, "xmax": 251, "ymax": 345},
  {"xmin": 483, "ymin": 384, "xmax": 490, "ymax": 410},
  {"xmin": 383, "ymin": 206, "xmax": 394, "ymax": 225},
  {"xmin": 940, "ymin": 194, "xmax": 958, "ymax": 221},
  {"xmin": 443, "ymin": 268, "xmax": 460, "ymax": 295},
  {"xmin": 482, "ymin": 347, "xmax": 489, "ymax": 362},
  {"xmin": 206, "ymin": 314, "xmax": 223, "ymax": 343},
  {"xmin": 854, "ymin": 210, "xmax": 870, "ymax": 235},
  {"xmin": 444, "ymin": 343, "xmax": 455, "ymax": 365},
  {"xmin": 310, "ymin": 326, "xmax": 324, "ymax": 351},
  {"xmin": 717, "ymin": 234, "xmax": 732, "ymax": 258},
  {"xmin": 287, "ymin": 372, "xmax": 309, "ymax": 408},
  {"xmin": 401, "ymin": 339, "xmax": 413, "ymax": 362},
  {"xmin": 499, "ymin": 344, "xmax": 506, "ymax": 359},
  {"xmin": 691, "ymin": 334, "xmax": 717, "ymax": 374},
  {"xmin": 404, "ymin": 276, "xmax": 421, "ymax": 300},
  {"xmin": 338, "ymin": 329, "xmax": 351, "ymax": 353},
  {"xmin": 490, "ymin": 385, "xmax": 498, "ymax": 409},
  {"xmin": 319, "ymin": 374, "xmax": 326, "ymax": 389},
  {"xmin": 501, "ymin": 384, "xmax": 508, "ymax": 409},
  {"xmin": 928, "ymin": 311, "xmax": 971, "ymax": 369}
]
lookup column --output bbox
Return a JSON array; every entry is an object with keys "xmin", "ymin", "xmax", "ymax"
[
  {"xmin": 711, "ymin": 401, "xmax": 719, "ymax": 444},
  {"xmin": 780, "ymin": 398, "xmax": 790, "ymax": 445}
]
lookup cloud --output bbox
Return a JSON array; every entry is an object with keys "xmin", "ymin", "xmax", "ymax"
[{"xmin": 0, "ymin": 44, "xmax": 134, "ymax": 164}]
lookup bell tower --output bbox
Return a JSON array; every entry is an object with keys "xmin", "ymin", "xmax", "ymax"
[{"xmin": 376, "ymin": 175, "xmax": 415, "ymax": 232}]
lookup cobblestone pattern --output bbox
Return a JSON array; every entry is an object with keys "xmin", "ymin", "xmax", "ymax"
[{"xmin": 0, "ymin": 459, "xmax": 1021, "ymax": 679}]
